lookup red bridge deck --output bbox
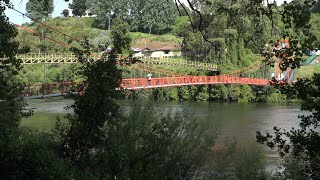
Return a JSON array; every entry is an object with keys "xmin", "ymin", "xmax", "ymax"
[
  {"xmin": 24, "ymin": 76, "xmax": 269, "ymax": 98},
  {"xmin": 120, "ymin": 75, "xmax": 269, "ymax": 90}
]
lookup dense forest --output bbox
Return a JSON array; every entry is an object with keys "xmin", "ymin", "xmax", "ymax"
[{"xmin": 1, "ymin": 0, "xmax": 320, "ymax": 179}]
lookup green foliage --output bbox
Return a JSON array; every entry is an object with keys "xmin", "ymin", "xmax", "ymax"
[
  {"xmin": 209, "ymin": 84, "xmax": 229, "ymax": 101},
  {"xmin": 195, "ymin": 85, "xmax": 209, "ymax": 101},
  {"xmin": 86, "ymin": 0, "xmax": 130, "ymax": 29},
  {"xmin": 130, "ymin": 32, "xmax": 181, "ymax": 42},
  {"xmin": 56, "ymin": 55, "xmax": 122, "ymax": 172},
  {"xmin": 167, "ymin": 87, "xmax": 179, "ymax": 100},
  {"xmin": 68, "ymin": 0, "xmax": 88, "ymax": 17},
  {"xmin": 0, "ymin": 1, "xmax": 29, "ymax": 129},
  {"xmin": 17, "ymin": 64, "xmax": 83, "ymax": 84},
  {"xmin": 133, "ymin": 89, "xmax": 153, "ymax": 100},
  {"xmin": 111, "ymin": 18, "xmax": 132, "ymax": 54},
  {"xmin": 0, "ymin": 3, "xmax": 76, "ymax": 178},
  {"xmin": 87, "ymin": 0, "xmax": 177, "ymax": 33},
  {"xmin": 153, "ymin": 88, "xmax": 167, "ymax": 100},
  {"xmin": 62, "ymin": 9, "xmax": 69, "ymax": 17},
  {"xmin": 120, "ymin": 84, "xmax": 265, "ymax": 103},
  {"xmin": 273, "ymin": 156, "xmax": 306, "ymax": 180},
  {"xmin": 107, "ymin": 102, "xmax": 218, "ymax": 178},
  {"xmin": 266, "ymin": 92, "xmax": 287, "ymax": 103},
  {"xmin": 131, "ymin": 0, "xmax": 178, "ymax": 34},
  {"xmin": 309, "ymin": 14, "xmax": 320, "ymax": 48},
  {"xmin": 0, "ymin": 70, "xmax": 31, "ymax": 129},
  {"xmin": 267, "ymin": 82, "xmax": 297, "ymax": 101},
  {"xmin": 178, "ymin": 86, "xmax": 190, "ymax": 101},
  {"xmin": 26, "ymin": 0, "xmax": 54, "ymax": 21},
  {"xmin": 0, "ymin": 128, "xmax": 74, "ymax": 179},
  {"xmin": 172, "ymin": 16, "xmax": 191, "ymax": 36},
  {"xmin": 209, "ymin": 140, "xmax": 268, "ymax": 179},
  {"xmin": 238, "ymin": 85, "xmax": 255, "ymax": 103},
  {"xmin": 257, "ymin": 73, "xmax": 320, "ymax": 178},
  {"xmin": 228, "ymin": 85, "xmax": 241, "ymax": 101},
  {"xmin": 311, "ymin": 0, "xmax": 320, "ymax": 13}
]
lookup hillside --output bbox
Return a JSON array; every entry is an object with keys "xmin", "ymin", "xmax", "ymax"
[{"xmin": 15, "ymin": 17, "xmax": 181, "ymax": 53}]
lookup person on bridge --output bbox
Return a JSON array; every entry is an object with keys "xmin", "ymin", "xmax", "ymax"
[{"xmin": 147, "ymin": 72, "xmax": 152, "ymax": 85}]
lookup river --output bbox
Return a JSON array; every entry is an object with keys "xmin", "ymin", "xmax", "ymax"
[{"xmin": 22, "ymin": 97, "xmax": 303, "ymax": 172}]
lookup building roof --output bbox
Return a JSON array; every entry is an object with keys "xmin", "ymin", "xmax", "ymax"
[
  {"xmin": 132, "ymin": 47, "xmax": 150, "ymax": 51},
  {"xmin": 159, "ymin": 45, "xmax": 175, "ymax": 51},
  {"xmin": 132, "ymin": 38, "xmax": 181, "ymax": 51}
]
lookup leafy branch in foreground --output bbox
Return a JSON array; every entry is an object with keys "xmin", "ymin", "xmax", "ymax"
[{"xmin": 257, "ymin": 73, "xmax": 320, "ymax": 178}]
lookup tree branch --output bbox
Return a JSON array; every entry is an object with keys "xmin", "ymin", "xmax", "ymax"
[{"xmin": 173, "ymin": 0, "xmax": 221, "ymax": 51}]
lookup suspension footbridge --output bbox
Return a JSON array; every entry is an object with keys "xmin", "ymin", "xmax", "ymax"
[{"xmin": 0, "ymin": 6, "xmax": 276, "ymax": 99}]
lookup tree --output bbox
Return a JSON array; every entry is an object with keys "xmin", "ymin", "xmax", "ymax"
[
  {"xmin": 0, "ymin": 0, "xmax": 29, "ymax": 129},
  {"xmin": 86, "ymin": 0, "xmax": 177, "ymax": 33},
  {"xmin": 62, "ymin": 9, "xmax": 69, "ymax": 17},
  {"xmin": 86, "ymin": 0, "xmax": 131, "ymax": 29},
  {"xmin": 26, "ymin": 0, "xmax": 54, "ymax": 21},
  {"xmin": 312, "ymin": 0, "xmax": 320, "ymax": 13},
  {"xmin": 131, "ymin": 0, "xmax": 178, "ymax": 34},
  {"xmin": 55, "ymin": 23, "xmax": 124, "ymax": 175},
  {"xmin": 257, "ymin": 74, "xmax": 320, "ymax": 178},
  {"xmin": 110, "ymin": 18, "xmax": 132, "ymax": 54},
  {"xmin": 0, "ymin": 1, "xmax": 64, "ymax": 178},
  {"xmin": 68, "ymin": 0, "xmax": 87, "ymax": 17}
]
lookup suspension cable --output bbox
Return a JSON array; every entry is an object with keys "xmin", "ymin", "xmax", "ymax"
[{"xmin": 2, "ymin": 2, "xmax": 98, "ymax": 51}]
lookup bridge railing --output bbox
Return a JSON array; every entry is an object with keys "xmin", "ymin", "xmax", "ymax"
[
  {"xmin": 16, "ymin": 53, "xmax": 101, "ymax": 64},
  {"xmin": 140, "ymin": 57, "xmax": 218, "ymax": 71},
  {"xmin": 120, "ymin": 76, "xmax": 269, "ymax": 90},
  {"xmin": 23, "ymin": 81, "xmax": 84, "ymax": 97},
  {"xmin": 22, "ymin": 75, "xmax": 269, "ymax": 97},
  {"xmin": 10, "ymin": 53, "xmax": 218, "ymax": 71}
]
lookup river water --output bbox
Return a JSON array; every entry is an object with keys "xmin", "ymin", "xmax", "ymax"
[{"xmin": 23, "ymin": 98, "xmax": 303, "ymax": 172}]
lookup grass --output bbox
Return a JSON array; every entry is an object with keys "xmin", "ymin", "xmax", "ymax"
[
  {"xmin": 18, "ymin": 17, "xmax": 181, "ymax": 53},
  {"xmin": 130, "ymin": 32, "xmax": 181, "ymax": 42},
  {"xmin": 294, "ymin": 64, "xmax": 320, "ymax": 79}
]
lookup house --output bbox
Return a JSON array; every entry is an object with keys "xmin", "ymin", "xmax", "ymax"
[
  {"xmin": 132, "ymin": 47, "xmax": 150, "ymax": 58},
  {"xmin": 137, "ymin": 45, "xmax": 181, "ymax": 58}
]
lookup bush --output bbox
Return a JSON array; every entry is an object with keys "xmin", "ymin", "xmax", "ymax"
[
  {"xmin": 0, "ymin": 129, "xmax": 75, "ymax": 179},
  {"xmin": 209, "ymin": 139, "xmax": 269, "ymax": 179},
  {"xmin": 267, "ymin": 92, "xmax": 287, "ymax": 103}
]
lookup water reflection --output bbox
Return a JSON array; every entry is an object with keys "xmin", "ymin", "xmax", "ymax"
[
  {"xmin": 25, "ymin": 98, "xmax": 304, "ymax": 171},
  {"xmin": 25, "ymin": 99, "xmax": 303, "ymax": 143}
]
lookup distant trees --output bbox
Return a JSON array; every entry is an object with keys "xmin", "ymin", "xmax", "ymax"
[
  {"xmin": 130, "ymin": 0, "xmax": 177, "ymax": 34},
  {"xmin": 68, "ymin": 0, "xmax": 88, "ymax": 17},
  {"xmin": 86, "ymin": 0, "xmax": 130, "ymax": 29},
  {"xmin": 86, "ymin": 0, "xmax": 177, "ymax": 33},
  {"xmin": 311, "ymin": 0, "xmax": 320, "ymax": 13},
  {"xmin": 62, "ymin": 9, "xmax": 69, "ymax": 17},
  {"xmin": 26, "ymin": 0, "xmax": 54, "ymax": 21},
  {"xmin": 110, "ymin": 18, "xmax": 132, "ymax": 54}
]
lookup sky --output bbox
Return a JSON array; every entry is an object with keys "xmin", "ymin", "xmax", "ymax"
[
  {"xmin": 5, "ymin": 0, "xmax": 70, "ymax": 24},
  {"xmin": 5, "ymin": 0, "xmax": 292, "ymax": 25}
]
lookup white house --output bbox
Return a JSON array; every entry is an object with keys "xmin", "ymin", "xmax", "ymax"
[
  {"xmin": 143, "ymin": 45, "xmax": 181, "ymax": 58},
  {"xmin": 132, "ymin": 47, "xmax": 150, "ymax": 58}
]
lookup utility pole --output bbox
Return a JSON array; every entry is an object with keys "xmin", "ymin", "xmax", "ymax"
[{"xmin": 108, "ymin": 13, "xmax": 111, "ymax": 31}]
